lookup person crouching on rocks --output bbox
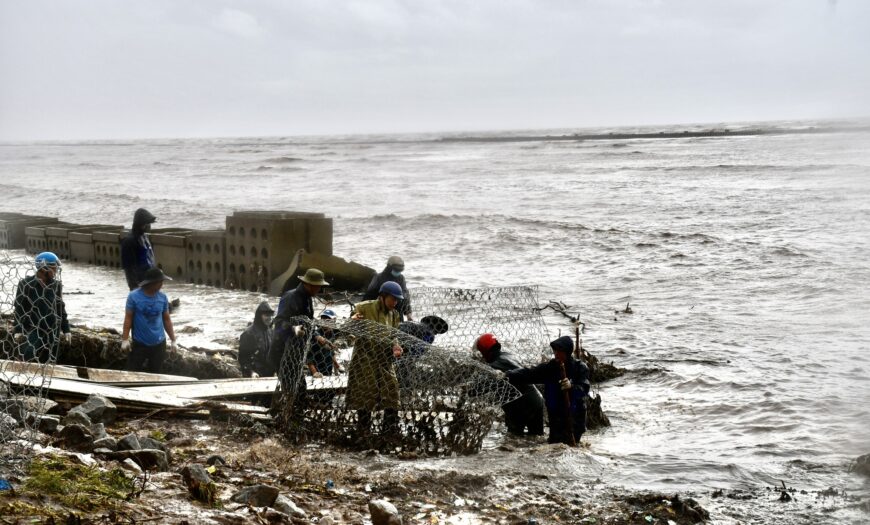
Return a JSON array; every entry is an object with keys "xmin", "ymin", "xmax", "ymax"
[
  {"xmin": 506, "ymin": 336, "xmax": 590, "ymax": 445},
  {"xmin": 121, "ymin": 267, "xmax": 177, "ymax": 373},
  {"xmin": 239, "ymin": 301, "xmax": 275, "ymax": 378}
]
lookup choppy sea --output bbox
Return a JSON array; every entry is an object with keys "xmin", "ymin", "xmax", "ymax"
[{"xmin": 2, "ymin": 120, "xmax": 869, "ymax": 523}]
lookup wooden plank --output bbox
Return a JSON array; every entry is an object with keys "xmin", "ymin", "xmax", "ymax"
[
  {"xmin": 131, "ymin": 375, "xmax": 347, "ymax": 399},
  {"xmin": 1, "ymin": 373, "xmax": 267, "ymax": 414},
  {"xmin": 0, "ymin": 359, "xmax": 198, "ymax": 384}
]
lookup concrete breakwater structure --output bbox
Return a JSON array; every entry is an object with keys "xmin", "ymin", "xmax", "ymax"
[{"xmin": 0, "ymin": 211, "xmax": 375, "ymax": 294}]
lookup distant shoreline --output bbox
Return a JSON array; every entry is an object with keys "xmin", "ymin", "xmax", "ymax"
[{"xmin": 437, "ymin": 125, "xmax": 870, "ymax": 144}]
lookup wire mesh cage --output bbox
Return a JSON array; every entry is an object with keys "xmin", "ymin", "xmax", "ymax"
[
  {"xmin": 1, "ymin": 250, "xmax": 64, "ymax": 476},
  {"xmin": 275, "ymin": 286, "xmax": 552, "ymax": 454}
]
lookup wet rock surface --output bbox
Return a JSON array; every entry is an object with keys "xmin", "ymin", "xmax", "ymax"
[{"xmin": 230, "ymin": 483, "xmax": 280, "ymax": 507}]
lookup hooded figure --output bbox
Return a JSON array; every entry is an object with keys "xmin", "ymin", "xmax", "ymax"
[
  {"xmin": 506, "ymin": 335, "xmax": 590, "ymax": 444},
  {"xmin": 239, "ymin": 301, "xmax": 275, "ymax": 377},
  {"xmin": 120, "ymin": 208, "xmax": 157, "ymax": 291},
  {"xmin": 475, "ymin": 334, "xmax": 544, "ymax": 436},
  {"xmin": 363, "ymin": 255, "xmax": 411, "ymax": 321}
]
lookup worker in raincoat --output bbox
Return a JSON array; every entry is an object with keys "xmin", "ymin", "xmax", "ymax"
[{"xmin": 345, "ymin": 281, "xmax": 404, "ymax": 438}]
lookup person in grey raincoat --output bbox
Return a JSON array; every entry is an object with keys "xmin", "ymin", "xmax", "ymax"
[{"xmin": 238, "ymin": 301, "xmax": 275, "ymax": 377}]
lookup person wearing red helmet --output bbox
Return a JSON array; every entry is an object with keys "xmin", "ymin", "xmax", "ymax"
[{"xmin": 474, "ymin": 333, "xmax": 544, "ymax": 437}]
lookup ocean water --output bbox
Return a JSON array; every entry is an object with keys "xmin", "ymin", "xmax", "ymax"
[{"xmin": 2, "ymin": 121, "xmax": 869, "ymax": 522}]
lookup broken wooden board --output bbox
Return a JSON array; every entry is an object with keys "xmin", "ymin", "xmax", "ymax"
[
  {"xmin": 0, "ymin": 359, "xmax": 197, "ymax": 384},
  {"xmin": 131, "ymin": 375, "xmax": 348, "ymax": 399},
  {"xmin": 1, "ymin": 373, "xmax": 267, "ymax": 414}
]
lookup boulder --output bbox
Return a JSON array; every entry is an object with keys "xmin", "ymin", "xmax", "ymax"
[
  {"xmin": 852, "ymin": 454, "xmax": 870, "ymax": 477},
  {"xmin": 25, "ymin": 413, "xmax": 59, "ymax": 435},
  {"xmin": 117, "ymin": 433, "xmax": 141, "ymax": 451},
  {"xmin": 273, "ymin": 495, "xmax": 307, "ymax": 519},
  {"xmin": 55, "ymin": 423, "xmax": 94, "ymax": 452},
  {"xmin": 139, "ymin": 436, "xmax": 172, "ymax": 463},
  {"xmin": 181, "ymin": 464, "xmax": 217, "ymax": 504},
  {"xmin": 230, "ymin": 484, "xmax": 280, "ymax": 507},
  {"xmin": 121, "ymin": 458, "xmax": 143, "ymax": 474},
  {"xmin": 0, "ymin": 413, "xmax": 18, "ymax": 433},
  {"xmin": 104, "ymin": 449, "xmax": 169, "ymax": 472},
  {"xmin": 71, "ymin": 395, "xmax": 117, "ymax": 425},
  {"xmin": 90, "ymin": 423, "xmax": 108, "ymax": 441},
  {"xmin": 93, "ymin": 436, "xmax": 118, "ymax": 450},
  {"xmin": 369, "ymin": 499, "xmax": 403, "ymax": 525},
  {"xmin": 3, "ymin": 400, "xmax": 27, "ymax": 422},
  {"xmin": 61, "ymin": 410, "xmax": 92, "ymax": 428}
]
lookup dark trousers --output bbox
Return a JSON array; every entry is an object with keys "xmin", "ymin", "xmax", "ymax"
[{"xmin": 126, "ymin": 340, "xmax": 167, "ymax": 374}]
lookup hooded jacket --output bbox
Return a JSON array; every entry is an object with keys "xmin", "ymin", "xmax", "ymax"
[
  {"xmin": 239, "ymin": 301, "xmax": 274, "ymax": 377},
  {"xmin": 345, "ymin": 298, "xmax": 401, "ymax": 411},
  {"xmin": 120, "ymin": 208, "xmax": 157, "ymax": 290},
  {"xmin": 363, "ymin": 266, "xmax": 411, "ymax": 319}
]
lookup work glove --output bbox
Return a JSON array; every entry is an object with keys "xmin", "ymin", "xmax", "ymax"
[
  {"xmin": 392, "ymin": 344, "xmax": 403, "ymax": 358},
  {"xmin": 312, "ymin": 371, "xmax": 324, "ymax": 379},
  {"xmin": 120, "ymin": 339, "xmax": 131, "ymax": 352},
  {"xmin": 559, "ymin": 378, "xmax": 572, "ymax": 391},
  {"xmin": 250, "ymin": 372, "xmax": 260, "ymax": 379},
  {"xmin": 493, "ymin": 370, "xmax": 507, "ymax": 381},
  {"xmin": 169, "ymin": 339, "xmax": 178, "ymax": 352},
  {"xmin": 13, "ymin": 333, "xmax": 25, "ymax": 343},
  {"xmin": 62, "ymin": 332, "xmax": 72, "ymax": 344},
  {"xmin": 293, "ymin": 325, "xmax": 306, "ymax": 337}
]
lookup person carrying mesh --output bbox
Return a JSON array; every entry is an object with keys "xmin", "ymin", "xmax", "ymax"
[
  {"xmin": 345, "ymin": 281, "xmax": 405, "ymax": 439},
  {"xmin": 269, "ymin": 268, "xmax": 329, "ymax": 399},
  {"xmin": 12, "ymin": 251, "xmax": 71, "ymax": 363},
  {"xmin": 505, "ymin": 335, "xmax": 590, "ymax": 445},
  {"xmin": 474, "ymin": 333, "xmax": 544, "ymax": 437}
]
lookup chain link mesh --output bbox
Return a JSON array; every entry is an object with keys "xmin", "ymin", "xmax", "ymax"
[
  {"xmin": 276, "ymin": 286, "xmax": 552, "ymax": 454},
  {"xmin": 1, "ymin": 250, "xmax": 61, "ymax": 477}
]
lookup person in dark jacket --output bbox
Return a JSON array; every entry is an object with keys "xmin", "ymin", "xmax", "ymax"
[
  {"xmin": 239, "ymin": 301, "xmax": 275, "ymax": 378},
  {"xmin": 13, "ymin": 252, "xmax": 71, "ymax": 363},
  {"xmin": 269, "ymin": 268, "xmax": 329, "ymax": 400},
  {"xmin": 506, "ymin": 335, "xmax": 590, "ymax": 445},
  {"xmin": 120, "ymin": 208, "xmax": 157, "ymax": 291},
  {"xmin": 474, "ymin": 333, "xmax": 544, "ymax": 436},
  {"xmin": 363, "ymin": 255, "xmax": 411, "ymax": 321},
  {"xmin": 396, "ymin": 315, "xmax": 449, "ymax": 389}
]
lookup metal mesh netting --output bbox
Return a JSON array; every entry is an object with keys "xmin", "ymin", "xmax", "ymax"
[
  {"xmin": 1, "ymin": 251, "xmax": 61, "ymax": 476},
  {"xmin": 276, "ymin": 286, "xmax": 552, "ymax": 454}
]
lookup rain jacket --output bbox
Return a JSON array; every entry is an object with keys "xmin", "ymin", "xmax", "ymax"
[
  {"xmin": 238, "ymin": 302, "xmax": 275, "ymax": 377},
  {"xmin": 485, "ymin": 348, "xmax": 544, "ymax": 436},
  {"xmin": 363, "ymin": 267, "xmax": 412, "ymax": 319},
  {"xmin": 345, "ymin": 299, "xmax": 401, "ymax": 411},
  {"xmin": 270, "ymin": 283, "xmax": 314, "ymax": 392},
  {"xmin": 120, "ymin": 208, "xmax": 156, "ymax": 290},
  {"xmin": 507, "ymin": 355, "xmax": 590, "ymax": 444},
  {"xmin": 13, "ymin": 275, "xmax": 69, "ymax": 362}
]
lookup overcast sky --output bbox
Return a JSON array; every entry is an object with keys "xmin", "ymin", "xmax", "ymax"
[{"xmin": 1, "ymin": 0, "xmax": 868, "ymax": 140}]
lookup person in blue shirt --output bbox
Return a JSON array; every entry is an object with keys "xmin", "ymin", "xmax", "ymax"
[{"xmin": 121, "ymin": 267, "xmax": 177, "ymax": 373}]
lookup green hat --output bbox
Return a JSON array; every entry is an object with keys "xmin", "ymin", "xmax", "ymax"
[{"xmin": 298, "ymin": 268, "xmax": 330, "ymax": 286}]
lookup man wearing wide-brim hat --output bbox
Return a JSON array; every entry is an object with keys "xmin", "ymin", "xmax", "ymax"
[
  {"xmin": 269, "ymin": 268, "xmax": 330, "ymax": 402},
  {"xmin": 121, "ymin": 267, "xmax": 177, "ymax": 374}
]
